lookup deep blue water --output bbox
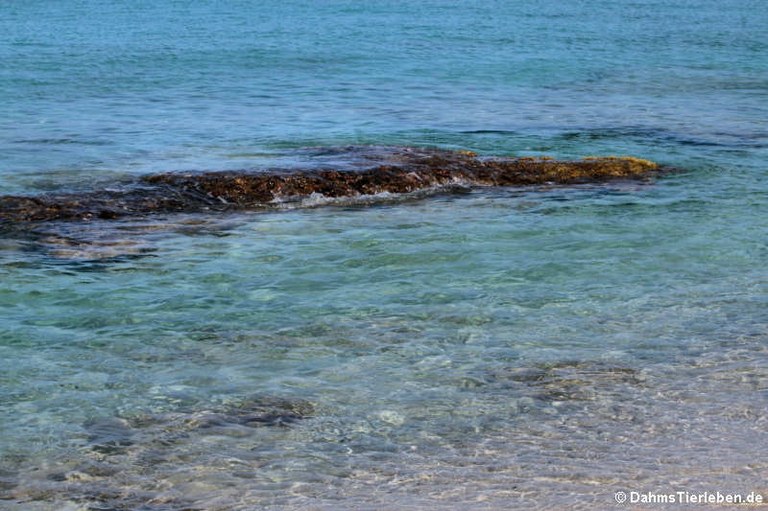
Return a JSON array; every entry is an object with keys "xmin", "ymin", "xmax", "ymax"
[{"xmin": 1, "ymin": 1, "xmax": 767, "ymax": 509}]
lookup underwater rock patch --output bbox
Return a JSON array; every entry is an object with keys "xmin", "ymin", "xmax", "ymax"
[
  {"xmin": 146, "ymin": 395, "xmax": 316, "ymax": 436},
  {"xmin": 4, "ymin": 396, "xmax": 315, "ymax": 510},
  {"xmin": 0, "ymin": 146, "xmax": 665, "ymax": 223},
  {"xmin": 0, "ymin": 468, "xmax": 18, "ymax": 497},
  {"xmin": 488, "ymin": 361, "xmax": 645, "ymax": 403},
  {"xmin": 83, "ymin": 396, "xmax": 315, "ymax": 458},
  {"xmin": 84, "ymin": 417, "xmax": 135, "ymax": 455}
]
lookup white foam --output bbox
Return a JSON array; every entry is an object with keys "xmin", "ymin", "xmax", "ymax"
[{"xmin": 268, "ymin": 183, "xmax": 472, "ymax": 210}]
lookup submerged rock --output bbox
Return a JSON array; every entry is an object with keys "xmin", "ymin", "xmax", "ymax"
[
  {"xmin": 84, "ymin": 396, "xmax": 315, "ymax": 457},
  {"xmin": 487, "ymin": 361, "xmax": 645, "ymax": 403},
  {"xmin": 0, "ymin": 468, "xmax": 18, "ymax": 495},
  {"xmin": 0, "ymin": 396, "xmax": 317, "ymax": 509},
  {"xmin": 0, "ymin": 146, "xmax": 664, "ymax": 223},
  {"xmin": 83, "ymin": 417, "xmax": 135, "ymax": 455},
  {"xmin": 172, "ymin": 395, "xmax": 316, "ymax": 432}
]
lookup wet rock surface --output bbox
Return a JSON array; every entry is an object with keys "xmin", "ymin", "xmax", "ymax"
[{"xmin": 0, "ymin": 146, "xmax": 664, "ymax": 223}]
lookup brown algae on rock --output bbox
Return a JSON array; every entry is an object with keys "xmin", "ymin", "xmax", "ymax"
[{"xmin": 0, "ymin": 146, "xmax": 665, "ymax": 223}]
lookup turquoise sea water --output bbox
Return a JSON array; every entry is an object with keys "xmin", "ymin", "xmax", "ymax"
[{"xmin": 1, "ymin": 1, "xmax": 767, "ymax": 509}]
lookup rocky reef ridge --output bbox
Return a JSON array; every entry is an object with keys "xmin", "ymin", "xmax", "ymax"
[{"xmin": 0, "ymin": 146, "xmax": 664, "ymax": 223}]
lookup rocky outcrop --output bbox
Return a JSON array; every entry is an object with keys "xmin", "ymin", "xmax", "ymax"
[{"xmin": 0, "ymin": 146, "xmax": 664, "ymax": 223}]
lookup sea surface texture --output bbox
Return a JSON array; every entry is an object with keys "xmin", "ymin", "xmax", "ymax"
[{"xmin": 1, "ymin": 1, "xmax": 767, "ymax": 509}]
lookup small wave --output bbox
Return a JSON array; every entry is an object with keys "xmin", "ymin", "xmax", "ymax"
[
  {"xmin": 13, "ymin": 137, "xmax": 113, "ymax": 146},
  {"xmin": 269, "ymin": 183, "xmax": 473, "ymax": 210}
]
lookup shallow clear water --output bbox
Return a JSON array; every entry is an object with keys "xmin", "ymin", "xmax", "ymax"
[{"xmin": 1, "ymin": 0, "xmax": 767, "ymax": 509}]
